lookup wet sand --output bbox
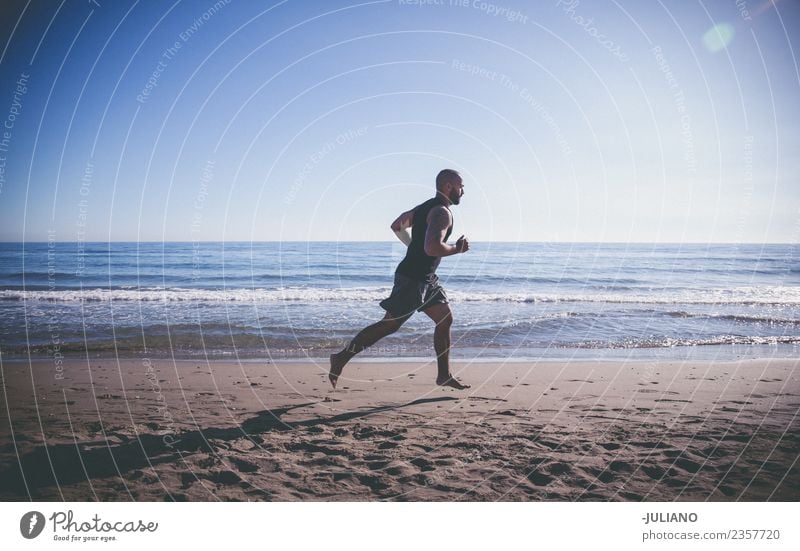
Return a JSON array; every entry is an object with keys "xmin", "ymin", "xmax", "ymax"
[{"xmin": 1, "ymin": 357, "xmax": 798, "ymax": 501}]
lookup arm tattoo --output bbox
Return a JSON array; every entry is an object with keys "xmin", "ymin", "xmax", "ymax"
[
  {"xmin": 429, "ymin": 207, "xmax": 451, "ymax": 233},
  {"xmin": 424, "ymin": 206, "xmax": 452, "ymax": 255}
]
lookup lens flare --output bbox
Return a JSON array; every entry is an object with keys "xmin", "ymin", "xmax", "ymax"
[{"xmin": 703, "ymin": 23, "xmax": 735, "ymax": 52}]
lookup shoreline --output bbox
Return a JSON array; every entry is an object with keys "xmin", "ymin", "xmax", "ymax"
[
  {"xmin": 4, "ymin": 341, "xmax": 799, "ymax": 364},
  {"xmin": 1, "ymin": 357, "xmax": 798, "ymax": 501},
  {"xmin": 3, "ymin": 353, "xmax": 799, "ymax": 364}
]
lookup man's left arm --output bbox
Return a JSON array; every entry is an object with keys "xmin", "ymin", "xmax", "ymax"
[{"xmin": 390, "ymin": 209, "xmax": 414, "ymax": 246}]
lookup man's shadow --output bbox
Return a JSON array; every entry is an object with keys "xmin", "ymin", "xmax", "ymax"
[{"xmin": 0, "ymin": 396, "xmax": 456, "ymax": 499}]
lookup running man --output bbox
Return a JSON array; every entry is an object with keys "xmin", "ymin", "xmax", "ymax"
[{"xmin": 329, "ymin": 169, "xmax": 471, "ymax": 390}]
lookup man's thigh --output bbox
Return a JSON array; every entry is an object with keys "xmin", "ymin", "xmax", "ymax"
[
  {"xmin": 381, "ymin": 309, "xmax": 413, "ymax": 326},
  {"xmin": 380, "ymin": 273, "xmax": 424, "ymax": 319},
  {"xmin": 417, "ymin": 280, "xmax": 448, "ymax": 313}
]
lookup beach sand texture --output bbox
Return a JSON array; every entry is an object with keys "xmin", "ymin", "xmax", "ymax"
[{"xmin": 1, "ymin": 359, "xmax": 798, "ymax": 501}]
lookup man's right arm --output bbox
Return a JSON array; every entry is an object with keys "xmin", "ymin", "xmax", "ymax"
[{"xmin": 424, "ymin": 206, "xmax": 469, "ymax": 257}]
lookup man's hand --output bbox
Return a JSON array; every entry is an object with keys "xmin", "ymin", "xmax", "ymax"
[{"xmin": 455, "ymin": 235, "xmax": 470, "ymax": 254}]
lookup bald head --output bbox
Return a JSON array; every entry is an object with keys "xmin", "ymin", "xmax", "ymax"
[
  {"xmin": 435, "ymin": 168, "xmax": 464, "ymax": 206},
  {"xmin": 435, "ymin": 169, "xmax": 461, "ymax": 191}
]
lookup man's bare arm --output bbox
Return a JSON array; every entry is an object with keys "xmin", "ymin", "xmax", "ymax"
[
  {"xmin": 390, "ymin": 209, "xmax": 414, "ymax": 246},
  {"xmin": 424, "ymin": 206, "xmax": 469, "ymax": 257}
]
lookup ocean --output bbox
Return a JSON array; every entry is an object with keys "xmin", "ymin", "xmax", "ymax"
[{"xmin": 1, "ymin": 241, "xmax": 798, "ymax": 361}]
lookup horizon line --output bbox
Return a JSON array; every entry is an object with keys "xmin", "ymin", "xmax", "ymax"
[{"xmin": 1, "ymin": 240, "xmax": 797, "ymax": 246}]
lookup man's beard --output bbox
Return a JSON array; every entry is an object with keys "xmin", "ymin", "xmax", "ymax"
[{"xmin": 449, "ymin": 190, "xmax": 461, "ymax": 205}]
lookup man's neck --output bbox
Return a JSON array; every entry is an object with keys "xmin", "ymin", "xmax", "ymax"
[{"xmin": 435, "ymin": 191, "xmax": 452, "ymax": 207}]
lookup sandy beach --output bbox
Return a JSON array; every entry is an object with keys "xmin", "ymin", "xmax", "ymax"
[{"xmin": 1, "ymin": 357, "xmax": 797, "ymax": 501}]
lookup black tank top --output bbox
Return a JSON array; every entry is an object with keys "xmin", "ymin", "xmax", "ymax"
[{"xmin": 396, "ymin": 196, "xmax": 453, "ymax": 282}]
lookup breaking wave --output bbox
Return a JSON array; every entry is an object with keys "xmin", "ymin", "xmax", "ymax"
[{"xmin": 2, "ymin": 285, "xmax": 799, "ymax": 306}]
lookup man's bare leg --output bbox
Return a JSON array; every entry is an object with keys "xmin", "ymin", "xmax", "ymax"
[
  {"xmin": 424, "ymin": 303, "xmax": 470, "ymax": 390},
  {"xmin": 329, "ymin": 312, "xmax": 405, "ymax": 388}
]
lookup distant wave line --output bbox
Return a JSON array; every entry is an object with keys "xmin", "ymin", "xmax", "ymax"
[{"xmin": 2, "ymin": 286, "xmax": 799, "ymax": 306}]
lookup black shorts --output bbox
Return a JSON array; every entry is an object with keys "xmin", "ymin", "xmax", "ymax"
[{"xmin": 379, "ymin": 272, "xmax": 448, "ymax": 319}]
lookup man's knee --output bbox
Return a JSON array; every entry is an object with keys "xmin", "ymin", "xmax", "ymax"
[{"xmin": 434, "ymin": 313, "xmax": 453, "ymax": 330}]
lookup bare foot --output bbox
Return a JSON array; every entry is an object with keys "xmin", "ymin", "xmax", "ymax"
[
  {"xmin": 436, "ymin": 375, "xmax": 470, "ymax": 390},
  {"xmin": 329, "ymin": 353, "xmax": 346, "ymax": 389}
]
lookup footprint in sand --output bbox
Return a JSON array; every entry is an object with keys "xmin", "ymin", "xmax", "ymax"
[
  {"xmin": 85, "ymin": 421, "xmax": 103, "ymax": 433},
  {"xmin": 180, "ymin": 472, "xmax": 197, "ymax": 489},
  {"xmin": 586, "ymin": 467, "xmax": 615, "ymax": 484},
  {"xmin": 641, "ymin": 464, "xmax": 678, "ymax": 480},
  {"xmin": 546, "ymin": 462, "xmax": 572, "ymax": 476},
  {"xmin": 366, "ymin": 459, "xmax": 391, "ymax": 471},
  {"xmin": 526, "ymin": 471, "xmax": 553, "ymax": 486},
  {"xmin": 609, "ymin": 460, "xmax": 633, "ymax": 473},
  {"xmin": 674, "ymin": 458, "xmax": 701, "ymax": 473},
  {"xmin": 355, "ymin": 474, "xmax": 390, "ymax": 491},
  {"xmin": 230, "ymin": 457, "xmax": 259, "ymax": 473},
  {"xmin": 205, "ymin": 470, "xmax": 242, "ymax": 485},
  {"xmin": 409, "ymin": 457, "xmax": 435, "ymax": 472}
]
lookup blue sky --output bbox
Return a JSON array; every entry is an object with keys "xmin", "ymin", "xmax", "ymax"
[{"xmin": 0, "ymin": 0, "xmax": 798, "ymax": 242}]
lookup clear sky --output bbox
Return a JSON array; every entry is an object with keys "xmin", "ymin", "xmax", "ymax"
[{"xmin": 0, "ymin": 0, "xmax": 798, "ymax": 243}]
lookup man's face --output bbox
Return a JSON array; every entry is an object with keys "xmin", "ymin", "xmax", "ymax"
[{"xmin": 448, "ymin": 180, "xmax": 464, "ymax": 205}]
